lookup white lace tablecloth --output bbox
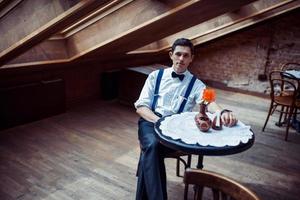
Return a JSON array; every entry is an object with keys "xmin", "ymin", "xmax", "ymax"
[{"xmin": 159, "ymin": 112, "xmax": 253, "ymax": 147}]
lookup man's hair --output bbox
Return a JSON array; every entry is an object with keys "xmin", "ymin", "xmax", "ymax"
[{"xmin": 171, "ymin": 38, "xmax": 194, "ymax": 55}]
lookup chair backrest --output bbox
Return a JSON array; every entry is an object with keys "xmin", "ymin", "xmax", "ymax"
[
  {"xmin": 269, "ymin": 70, "xmax": 298, "ymax": 81},
  {"xmin": 184, "ymin": 168, "xmax": 260, "ymax": 200},
  {"xmin": 268, "ymin": 71, "xmax": 298, "ymax": 102},
  {"xmin": 281, "ymin": 62, "xmax": 300, "ymax": 71},
  {"xmin": 279, "ymin": 64, "xmax": 300, "ymax": 92}
]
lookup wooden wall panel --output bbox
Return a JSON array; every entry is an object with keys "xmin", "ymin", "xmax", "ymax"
[{"xmin": 0, "ymin": 79, "xmax": 65, "ymax": 130}]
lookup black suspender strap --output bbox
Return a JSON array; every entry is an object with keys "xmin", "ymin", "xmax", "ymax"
[
  {"xmin": 177, "ymin": 75, "xmax": 197, "ymax": 113},
  {"xmin": 151, "ymin": 69, "xmax": 164, "ymax": 111}
]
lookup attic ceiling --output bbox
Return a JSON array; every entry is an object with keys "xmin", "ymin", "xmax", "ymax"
[{"xmin": 0, "ymin": 0, "xmax": 299, "ymax": 68}]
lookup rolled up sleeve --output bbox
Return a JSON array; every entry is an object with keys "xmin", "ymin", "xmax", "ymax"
[{"xmin": 134, "ymin": 71, "xmax": 157, "ymax": 109}]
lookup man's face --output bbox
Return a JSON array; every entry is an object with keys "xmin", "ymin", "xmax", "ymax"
[{"xmin": 169, "ymin": 45, "xmax": 193, "ymax": 73}]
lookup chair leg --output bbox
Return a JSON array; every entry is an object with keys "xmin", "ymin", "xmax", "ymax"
[
  {"xmin": 184, "ymin": 183, "xmax": 189, "ymax": 200},
  {"xmin": 212, "ymin": 188, "xmax": 219, "ymax": 200},
  {"xmin": 278, "ymin": 105, "xmax": 285, "ymax": 126},
  {"xmin": 283, "ymin": 106, "xmax": 289, "ymax": 123},
  {"xmin": 195, "ymin": 186, "xmax": 204, "ymax": 200},
  {"xmin": 176, "ymin": 157, "xmax": 187, "ymax": 177},
  {"xmin": 263, "ymin": 102, "xmax": 274, "ymax": 131},
  {"xmin": 285, "ymin": 106, "xmax": 295, "ymax": 141},
  {"xmin": 271, "ymin": 104, "xmax": 278, "ymax": 115},
  {"xmin": 176, "ymin": 155, "xmax": 192, "ymax": 177}
]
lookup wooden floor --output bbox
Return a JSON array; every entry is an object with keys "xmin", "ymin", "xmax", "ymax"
[{"xmin": 1, "ymin": 89, "xmax": 300, "ymax": 200}]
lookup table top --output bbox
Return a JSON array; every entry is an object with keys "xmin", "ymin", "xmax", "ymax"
[
  {"xmin": 284, "ymin": 70, "xmax": 300, "ymax": 80},
  {"xmin": 154, "ymin": 112, "xmax": 254, "ymax": 156}
]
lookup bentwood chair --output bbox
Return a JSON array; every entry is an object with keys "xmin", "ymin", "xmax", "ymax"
[
  {"xmin": 165, "ymin": 151, "xmax": 192, "ymax": 177},
  {"xmin": 262, "ymin": 70, "xmax": 299, "ymax": 141},
  {"xmin": 183, "ymin": 168, "xmax": 261, "ymax": 200},
  {"xmin": 136, "ymin": 147, "xmax": 192, "ymax": 177}
]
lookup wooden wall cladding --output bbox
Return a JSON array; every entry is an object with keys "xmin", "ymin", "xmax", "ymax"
[
  {"xmin": 118, "ymin": 69, "xmax": 147, "ymax": 106},
  {"xmin": 118, "ymin": 66, "xmax": 165, "ymax": 106},
  {"xmin": 0, "ymin": 79, "xmax": 65, "ymax": 130},
  {"xmin": 101, "ymin": 70, "xmax": 120, "ymax": 100},
  {"xmin": 100, "ymin": 67, "xmax": 149, "ymax": 106}
]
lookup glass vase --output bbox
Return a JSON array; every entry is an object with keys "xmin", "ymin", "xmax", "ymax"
[{"xmin": 194, "ymin": 103, "xmax": 211, "ymax": 132}]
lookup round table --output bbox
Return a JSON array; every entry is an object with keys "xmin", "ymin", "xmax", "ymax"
[{"xmin": 154, "ymin": 112, "xmax": 255, "ymax": 168}]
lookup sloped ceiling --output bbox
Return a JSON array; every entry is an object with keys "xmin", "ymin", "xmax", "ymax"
[{"xmin": 0, "ymin": 0, "xmax": 299, "ymax": 68}]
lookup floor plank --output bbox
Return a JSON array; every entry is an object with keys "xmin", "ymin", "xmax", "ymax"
[{"xmin": 0, "ymin": 89, "xmax": 300, "ymax": 200}]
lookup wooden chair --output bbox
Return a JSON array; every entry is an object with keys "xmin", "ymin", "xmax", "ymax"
[
  {"xmin": 136, "ymin": 148, "xmax": 192, "ymax": 177},
  {"xmin": 165, "ymin": 151, "xmax": 192, "ymax": 177},
  {"xmin": 271, "ymin": 70, "xmax": 298, "ymax": 124},
  {"xmin": 183, "ymin": 168, "xmax": 260, "ymax": 200},
  {"xmin": 262, "ymin": 70, "xmax": 299, "ymax": 141},
  {"xmin": 280, "ymin": 63, "xmax": 300, "ymax": 95}
]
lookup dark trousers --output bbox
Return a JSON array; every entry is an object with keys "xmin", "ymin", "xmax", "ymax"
[{"xmin": 136, "ymin": 118, "xmax": 175, "ymax": 200}]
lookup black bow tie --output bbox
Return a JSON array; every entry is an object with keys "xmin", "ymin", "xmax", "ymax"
[{"xmin": 171, "ymin": 71, "xmax": 185, "ymax": 81}]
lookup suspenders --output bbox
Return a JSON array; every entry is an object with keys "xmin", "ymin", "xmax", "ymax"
[
  {"xmin": 151, "ymin": 69, "xmax": 197, "ymax": 113},
  {"xmin": 151, "ymin": 69, "xmax": 164, "ymax": 111},
  {"xmin": 177, "ymin": 75, "xmax": 196, "ymax": 113}
]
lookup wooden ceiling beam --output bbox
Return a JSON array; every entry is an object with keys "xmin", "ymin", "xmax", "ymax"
[
  {"xmin": 129, "ymin": 0, "xmax": 300, "ymax": 54},
  {"xmin": 2, "ymin": 0, "xmax": 298, "ymax": 70},
  {"xmin": 0, "ymin": 0, "xmax": 256, "ymax": 68},
  {"xmin": 71, "ymin": 0, "xmax": 256, "ymax": 60},
  {"xmin": 0, "ymin": 0, "xmax": 111, "ymax": 67}
]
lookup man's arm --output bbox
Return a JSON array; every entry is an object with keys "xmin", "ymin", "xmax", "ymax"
[{"xmin": 136, "ymin": 106, "xmax": 160, "ymax": 123}]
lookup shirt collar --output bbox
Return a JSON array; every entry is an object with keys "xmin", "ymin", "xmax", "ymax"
[
  {"xmin": 169, "ymin": 67, "xmax": 189, "ymax": 76},
  {"xmin": 169, "ymin": 67, "xmax": 190, "ymax": 77}
]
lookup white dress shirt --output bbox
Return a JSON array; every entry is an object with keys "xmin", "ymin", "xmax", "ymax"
[{"xmin": 134, "ymin": 67, "xmax": 206, "ymax": 116}]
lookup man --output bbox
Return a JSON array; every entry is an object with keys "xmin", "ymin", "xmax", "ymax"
[{"xmin": 134, "ymin": 38, "xmax": 237, "ymax": 200}]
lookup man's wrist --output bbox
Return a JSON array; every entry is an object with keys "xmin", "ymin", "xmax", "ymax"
[{"xmin": 221, "ymin": 109, "xmax": 232, "ymax": 116}]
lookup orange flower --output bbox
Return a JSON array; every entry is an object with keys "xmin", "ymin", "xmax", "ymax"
[{"xmin": 202, "ymin": 88, "xmax": 216, "ymax": 104}]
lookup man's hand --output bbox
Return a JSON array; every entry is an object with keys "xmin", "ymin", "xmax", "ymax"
[
  {"xmin": 221, "ymin": 111, "xmax": 237, "ymax": 127},
  {"xmin": 136, "ymin": 106, "xmax": 160, "ymax": 123}
]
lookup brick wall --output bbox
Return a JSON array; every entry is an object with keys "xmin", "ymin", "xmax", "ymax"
[{"xmin": 190, "ymin": 9, "xmax": 300, "ymax": 95}]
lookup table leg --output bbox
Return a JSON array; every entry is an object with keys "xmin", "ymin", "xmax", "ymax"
[{"xmin": 196, "ymin": 155, "xmax": 203, "ymax": 169}]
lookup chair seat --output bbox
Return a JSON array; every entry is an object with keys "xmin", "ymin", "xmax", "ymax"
[
  {"xmin": 281, "ymin": 90, "xmax": 294, "ymax": 96},
  {"xmin": 136, "ymin": 148, "xmax": 192, "ymax": 177},
  {"xmin": 274, "ymin": 95, "xmax": 295, "ymax": 106}
]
